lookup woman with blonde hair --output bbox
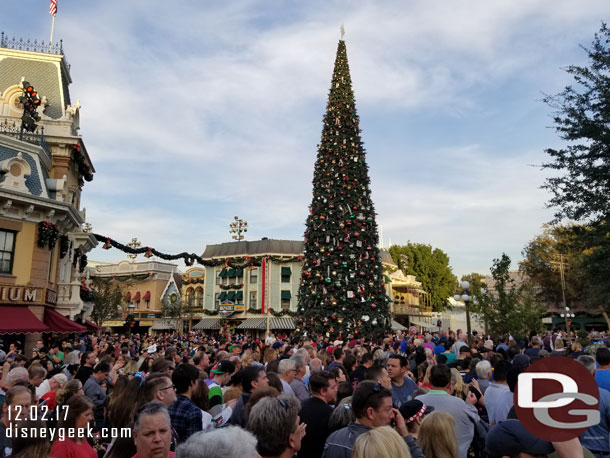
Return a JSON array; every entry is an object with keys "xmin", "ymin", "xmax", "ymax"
[
  {"xmin": 450, "ymin": 368, "xmax": 468, "ymax": 400},
  {"xmin": 417, "ymin": 411, "xmax": 459, "ymax": 458},
  {"xmin": 352, "ymin": 426, "xmax": 412, "ymax": 458}
]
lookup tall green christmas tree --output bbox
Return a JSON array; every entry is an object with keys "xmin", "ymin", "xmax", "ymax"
[{"xmin": 297, "ymin": 38, "xmax": 390, "ymax": 339}]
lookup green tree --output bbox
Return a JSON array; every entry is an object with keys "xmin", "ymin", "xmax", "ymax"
[
  {"xmin": 389, "ymin": 243, "xmax": 457, "ymax": 311},
  {"xmin": 298, "ymin": 39, "xmax": 389, "ymax": 338},
  {"xmin": 542, "ymin": 23, "xmax": 610, "ymax": 310},
  {"xmin": 485, "ymin": 254, "xmax": 545, "ymax": 336},
  {"xmin": 542, "ymin": 23, "xmax": 610, "ymax": 224},
  {"xmin": 89, "ymin": 278, "xmax": 126, "ymax": 328},
  {"xmin": 520, "ymin": 225, "xmax": 586, "ymax": 308}
]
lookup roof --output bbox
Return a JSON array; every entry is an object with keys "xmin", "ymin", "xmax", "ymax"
[
  {"xmin": 0, "ymin": 56, "xmax": 66, "ymax": 119},
  {"xmin": 0, "ymin": 142, "xmax": 47, "ymax": 197},
  {"xmin": 202, "ymin": 239, "xmax": 304, "ymax": 259},
  {"xmin": 380, "ymin": 251, "xmax": 396, "ymax": 266}
]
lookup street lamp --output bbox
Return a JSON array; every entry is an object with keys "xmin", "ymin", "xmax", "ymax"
[
  {"xmin": 229, "ymin": 216, "xmax": 248, "ymax": 241},
  {"xmin": 454, "ymin": 280, "xmax": 472, "ymax": 342},
  {"xmin": 560, "ymin": 307, "xmax": 575, "ymax": 335},
  {"xmin": 128, "ymin": 302, "xmax": 136, "ymax": 337}
]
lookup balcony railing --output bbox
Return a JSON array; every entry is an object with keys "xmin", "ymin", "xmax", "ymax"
[
  {"xmin": 0, "ymin": 120, "xmax": 52, "ymax": 161},
  {"xmin": 394, "ymin": 304, "xmax": 433, "ymax": 316}
]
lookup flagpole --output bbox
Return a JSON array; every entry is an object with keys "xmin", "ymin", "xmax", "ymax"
[{"xmin": 49, "ymin": 14, "xmax": 55, "ymax": 52}]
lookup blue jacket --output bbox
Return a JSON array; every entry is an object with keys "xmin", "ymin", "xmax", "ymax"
[{"xmin": 580, "ymin": 387, "xmax": 610, "ymax": 455}]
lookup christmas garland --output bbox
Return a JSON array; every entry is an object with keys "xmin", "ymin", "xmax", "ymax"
[
  {"xmin": 182, "ymin": 277, "xmax": 204, "ymax": 285},
  {"xmin": 203, "ymin": 309, "xmax": 220, "ymax": 316},
  {"xmin": 94, "ymin": 233, "xmax": 304, "ymax": 267},
  {"xmin": 71, "ymin": 144, "xmax": 94, "ymax": 182},
  {"xmin": 218, "ymin": 283, "xmax": 244, "ymax": 290},
  {"xmin": 38, "ymin": 221, "xmax": 60, "ymax": 249},
  {"xmin": 111, "ymin": 273, "xmax": 152, "ymax": 282},
  {"xmin": 270, "ymin": 308, "xmax": 298, "ymax": 317},
  {"xmin": 59, "ymin": 235, "xmax": 70, "ymax": 258}
]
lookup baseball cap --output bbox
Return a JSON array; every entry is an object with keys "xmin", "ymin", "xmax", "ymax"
[
  {"xmin": 272, "ymin": 342, "xmax": 284, "ymax": 350},
  {"xmin": 146, "ymin": 344, "xmax": 157, "ymax": 354},
  {"xmin": 210, "ymin": 360, "xmax": 236, "ymax": 375},
  {"xmin": 399, "ymin": 400, "xmax": 434, "ymax": 423},
  {"xmin": 485, "ymin": 420, "xmax": 554, "ymax": 458}
]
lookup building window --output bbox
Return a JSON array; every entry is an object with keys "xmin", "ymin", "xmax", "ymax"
[
  {"xmin": 250, "ymin": 268, "xmax": 258, "ymax": 284},
  {"xmin": 145, "ymin": 300, "xmax": 150, "ymax": 309},
  {"xmin": 0, "ymin": 230, "xmax": 16, "ymax": 274},
  {"xmin": 217, "ymin": 270, "xmax": 222, "ymax": 285},
  {"xmin": 196, "ymin": 287, "xmax": 204, "ymax": 307},
  {"xmin": 135, "ymin": 300, "xmax": 140, "ymax": 309},
  {"xmin": 281, "ymin": 267, "xmax": 291, "ymax": 283},
  {"xmin": 250, "ymin": 291, "xmax": 257, "ymax": 308},
  {"xmin": 281, "ymin": 290, "xmax": 291, "ymax": 308},
  {"xmin": 186, "ymin": 287, "xmax": 195, "ymax": 307},
  {"xmin": 215, "ymin": 293, "xmax": 220, "ymax": 308}
]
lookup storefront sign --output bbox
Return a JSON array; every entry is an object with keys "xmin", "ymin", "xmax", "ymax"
[
  {"xmin": 139, "ymin": 320, "xmax": 154, "ymax": 326},
  {"xmin": 102, "ymin": 320, "xmax": 125, "ymax": 327},
  {"xmin": 0, "ymin": 285, "xmax": 57, "ymax": 305}
]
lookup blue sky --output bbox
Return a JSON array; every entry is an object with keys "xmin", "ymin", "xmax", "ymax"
[{"xmin": 3, "ymin": 0, "xmax": 608, "ymax": 276}]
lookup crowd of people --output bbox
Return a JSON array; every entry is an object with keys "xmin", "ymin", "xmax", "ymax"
[{"xmin": 0, "ymin": 327, "xmax": 608, "ymax": 458}]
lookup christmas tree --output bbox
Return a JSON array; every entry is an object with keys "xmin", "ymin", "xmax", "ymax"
[{"xmin": 297, "ymin": 38, "xmax": 390, "ymax": 339}]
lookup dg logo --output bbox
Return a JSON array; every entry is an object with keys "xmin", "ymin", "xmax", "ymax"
[{"xmin": 515, "ymin": 356, "xmax": 600, "ymax": 441}]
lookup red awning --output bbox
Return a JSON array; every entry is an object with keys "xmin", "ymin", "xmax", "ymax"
[
  {"xmin": 124, "ymin": 291, "xmax": 131, "ymax": 301},
  {"xmin": 143, "ymin": 291, "xmax": 151, "ymax": 301},
  {"xmin": 84, "ymin": 320, "xmax": 101, "ymax": 331},
  {"xmin": 44, "ymin": 307, "xmax": 88, "ymax": 333},
  {"xmin": 0, "ymin": 305, "xmax": 49, "ymax": 334},
  {"xmin": 133, "ymin": 291, "xmax": 141, "ymax": 301}
]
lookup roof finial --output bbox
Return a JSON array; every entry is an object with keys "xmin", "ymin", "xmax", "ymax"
[{"xmin": 340, "ymin": 24, "xmax": 345, "ymax": 40}]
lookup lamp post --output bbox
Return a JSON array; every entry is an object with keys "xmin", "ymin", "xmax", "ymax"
[
  {"xmin": 127, "ymin": 302, "xmax": 136, "ymax": 337},
  {"xmin": 560, "ymin": 307, "xmax": 575, "ymax": 336},
  {"xmin": 229, "ymin": 216, "xmax": 248, "ymax": 241},
  {"xmin": 454, "ymin": 281, "xmax": 472, "ymax": 342}
]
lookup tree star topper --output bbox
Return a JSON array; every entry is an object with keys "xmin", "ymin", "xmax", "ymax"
[{"xmin": 340, "ymin": 24, "xmax": 345, "ymax": 40}]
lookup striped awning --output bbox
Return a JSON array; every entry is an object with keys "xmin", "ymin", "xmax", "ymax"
[
  {"xmin": 237, "ymin": 318, "xmax": 267, "ymax": 329},
  {"xmin": 152, "ymin": 319, "xmax": 177, "ymax": 330},
  {"xmin": 193, "ymin": 318, "xmax": 222, "ymax": 330},
  {"xmin": 236, "ymin": 317, "xmax": 296, "ymax": 330}
]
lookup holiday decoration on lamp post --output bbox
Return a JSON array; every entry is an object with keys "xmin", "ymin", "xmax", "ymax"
[
  {"xmin": 229, "ymin": 216, "xmax": 248, "ymax": 241},
  {"xmin": 297, "ymin": 30, "xmax": 390, "ymax": 339},
  {"xmin": 127, "ymin": 238, "xmax": 141, "ymax": 260}
]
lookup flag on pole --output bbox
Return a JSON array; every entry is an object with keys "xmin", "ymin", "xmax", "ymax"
[{"xmin": 49, "ymin": 0, "xmax": 57, "ymax": 16}]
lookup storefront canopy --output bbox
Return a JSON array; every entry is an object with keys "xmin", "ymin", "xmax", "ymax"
[
  {"xmin": 44, "ymin": 308, "xmax": 88, "ymax": 333},
  {"xmin": 0, "ymin": 305, "xmax": 49, "ymax": 334},
  {"xmin": 193, "ymin": 318, "xmax": 221, "ymax": 330},
  {"xmin": 84, "ymin": 320, "xmax": 101, "ymax": 331}
]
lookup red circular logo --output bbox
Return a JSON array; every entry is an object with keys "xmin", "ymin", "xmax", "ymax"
[{"xmin": 514, "ymin": 356, "xmax": 600, "ymax": 442}]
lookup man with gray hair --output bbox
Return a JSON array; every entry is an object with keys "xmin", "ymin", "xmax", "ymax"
[
  {"xmin": 289, "ymin": 355, "xmax": 310, "ymax": 402},
  {"xmin": 304, "ymin": 358, "xmax": 322, "ymax": 385},
  {"xmin": 0, "ymin": 367, "xmax": 28, "ymax": 409},
  {"xmin": 176, "ymin": 426, "xmax": 259, "ymax": 458},
  {"xmin": 475, "ymin": 360, "xmax": 492, "ymax": 394},
  {"xmin": 132, "ymin": 401, "xmax": 173, "ymax": 458},
  {"xmin": 279, "ymin": 359, "xmax": 297, "ymax": 396},
  {"xmin": 576, "ymin": 355, "xmax": 610, "ymax": 457},
  {"xmin": 247, "ymin": 393, "xmax": 306, "ymax": 458}
]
